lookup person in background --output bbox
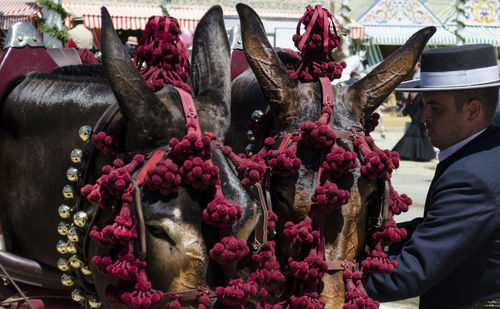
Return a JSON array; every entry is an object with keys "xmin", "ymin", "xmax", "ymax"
[
  {"xmin": 391, "ymin": 59, "xmax": 435, "ymax": 162},
  {"xmin": 124, "ymin": 36, "xmax": 138, "ymax": 58},
  {"xmin": 363, "ymin": 44, "xmax": 500, "ymax": 308},
  {"xmin": 67, "ymin": 15, "xmax": 93, "ymax": 49},
  {"xmin": 344, "ymin": 69, "xmax": 360, "ymax": 85}
]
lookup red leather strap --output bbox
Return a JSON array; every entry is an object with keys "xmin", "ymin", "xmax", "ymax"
[
  {"xmin": 176, "ymin": 87, "xmax": 202, "ymax": 137},
  {"xmin": 297, "ymin": 7, "xmax": 320, "ymax": 51},
  {"xmin": 135, "ymin": 150, "xmax": 165, "ymax": 186},
  {"xmin": 278, "ymin": 133, "xmax": 292, "ymax": 151}
]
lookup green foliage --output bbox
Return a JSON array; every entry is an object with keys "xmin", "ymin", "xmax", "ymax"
[
  {"xmin": 161, "ymin": 5, "xmax": 170, "ymax": 17},
  {"xmin": 39, "ymin": 18, "xmax": 69, "ymax": 43},
  {"xmin": 37, "ymin": 0, "xmax": 69, "ymax": 19}
]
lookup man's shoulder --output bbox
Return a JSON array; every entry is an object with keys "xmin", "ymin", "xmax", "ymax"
[{"xmin": 441, "ymin": 127, "xmax": 500, "ymax": 177}]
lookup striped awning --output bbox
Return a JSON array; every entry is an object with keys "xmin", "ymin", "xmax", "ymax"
[
  {"xmin": 332, "ymin": 15, "xmax": 364, "ymax": 40},
  {"xmin": 0, "ymin": 1, "xmax": 42, "ymax": 30},
  {"xmin": 62, "ymin": 4, "xmax": 201, "ymax": 31},
  {"xmin": 168, "ymin": 7, "xmax": 364, "ymax": 40},
  {"xmin": 447, "ymin": 25, "xmax": 500, "ymax": 47},
  {"xmin": 364, "ymin": 25, "xmax": 457, "ymax": 45}
]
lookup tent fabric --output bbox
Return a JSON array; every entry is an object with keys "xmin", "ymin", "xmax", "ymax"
[
  {"xmin": 0, "ymin": 1, "xmax": 42, "ymax": 30},
  {"xmin": 63, "ymin": 3, "xmax": 163, "ymax": 30},
  {"xmin": 363, "ymin": 25, "xmax": 456, "ymax": 45},
  {"xmin": 448, "ymin": 25, "xmax": 500, "ymax": 47}
]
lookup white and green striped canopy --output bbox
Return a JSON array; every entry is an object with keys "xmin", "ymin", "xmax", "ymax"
[
  {"xmin": 364, "ymin": 25, "xmax": 457, "ymax": 46},
  {"xmin": 447, "ymin": 25, "xmax": 500, "ymax": 47}
]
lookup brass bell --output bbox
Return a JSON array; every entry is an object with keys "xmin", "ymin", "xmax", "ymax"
[
  {"xmin": 61, "ymin": 273, "xmax": 74, "ymax": 286},
  {"xmin": 58, "ymin": 204, "xmax": 72, "ymax": 219},
  {"xmin": 63, "ymin": 185, "xmax": 74, "ymax": 199},
  {"xmin": 57, "ymin": 240, "xmax": 67, "ymax": 254},
  {"xmin": 67, "ymin": 227, "xmax": 79, "ymax": 242},
  {"xmin": 251, "ymin": 110, "xmax": 264, "ymax": 122},
  {"xmin": 245, "ymin": 144, "xmax": 257, "ymax": 157},
  {"xmin": 57, "ymin": 222, "xmax": 69, "ymax": 235},
  {"xmin": 247, "ymin": 130, "xmax": 256, "ymax": 142},
  {"xmin": 88, "ymin": 296, "xmax": 102, "ymax": 308},
  {"xmin": 80, "ymin": 265, "xmax": 92, "ymax": 276},
  {"xmin": 73, "ymin": 211, "xmax": 88, "ymax": 228},
  {"xmin": 71, "ymin": 289, "xmax": 85, "ymax": 302},
  {"xmin": 66, "ymin": 167, "xmax": 79, "ymax": 182},
  {"xmin": 69, "ymin": 254, "xmax": 83, "ymax": 269},
  {"xmin": 70, "ymin": 148, "xmax": 83, "ymax": 163},
  {"xmin": 66, "ymin": 242, "xmax": 77, "ymax": 254},
  {"xmin": 78, "ymin": 125, "xmax": 92, "ymax": 142},
  {"xmin": 57, "ymin": 258, "xmax": 69, "ymax": 271}
]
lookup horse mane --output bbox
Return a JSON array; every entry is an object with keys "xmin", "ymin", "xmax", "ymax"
[
  {"xmin": 8, "ymin": 64, "xmax": 114, "ymax": 106},
  {"xmin": 28, "ymin": 64, "xmax": 106, "ymax": 83}
]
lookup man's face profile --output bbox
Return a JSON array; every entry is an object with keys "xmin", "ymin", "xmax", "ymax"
[{"xmin": 421, "ymin": 91, "xmax": 469, "ymax": 151}]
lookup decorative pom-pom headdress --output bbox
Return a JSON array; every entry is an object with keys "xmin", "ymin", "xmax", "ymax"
[
  {"xmin": 134, "ymin": 16, "xmax": 192, "ymax": 92},
  {"xmin": 75, "ymin": 5, "xmax": 415, "ymax": 309}
]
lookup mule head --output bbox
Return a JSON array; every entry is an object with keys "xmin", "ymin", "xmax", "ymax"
[
  {"xmin": 236, "ymin": 3, "xmax": 434, "ymax": 306},
  {"xmin": 91, "ymin": 6, "xmax": 261, "ymax": 307}
]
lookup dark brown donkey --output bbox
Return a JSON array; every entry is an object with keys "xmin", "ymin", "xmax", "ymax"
[
  {"xmin": 227, "ymin": 4, "xmax": 435, "ymax": 308},
  {"xmin": 0, "ymin": 6, "xmax": 262, "ymax": 308}
]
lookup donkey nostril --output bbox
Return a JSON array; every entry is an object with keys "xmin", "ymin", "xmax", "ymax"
[{"xmin": 146, "ymin": 224, "xmax": 176, "ymax": 247}]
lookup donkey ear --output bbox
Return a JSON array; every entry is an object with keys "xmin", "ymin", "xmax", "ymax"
[
  {"xmin": 190, "ymin": 6, "xmax": 231, "ymax": 110},
  {"xmin": 101, "ymin": 7, "xmax": 173, "ymax": 151},
  {"xmin": 236, "ymin": 3, "xmax": 299, "ymax": 129},
  {"xmin": 349, "ymin": 26, "xmax": 436, "ymax": 119}
]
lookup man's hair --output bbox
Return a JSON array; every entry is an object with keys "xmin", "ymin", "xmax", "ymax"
[{"xmin": 454, "ymin": 87, "xmax": 499, "ymax": 123}]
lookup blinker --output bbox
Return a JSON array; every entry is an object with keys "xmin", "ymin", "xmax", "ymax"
[
  {"xmin": 251, "ymin": 110, "xmax": 264, "ymax": 122},
  {"xmin": 245, "ymin": 144, "xmax": 257, "ymax": 157},
  {"xmin": 71, "ymin": 289, "xmax": 85, "ymax": 302},
  {"xmin": 247, "ymin": 130, "xmax": 256, "ymax": 142},
  {"xmin": 73, "ymin": 211, "xmax": 88, "ymax": 228},
  {"xmin": 80, "ymin": 265, "xmax": 91, "ymax": 276},
  {"xmin": 63, "ymin": 185, "xmax": 74, "ymax": 199},
  {"xmin": 57, "ymin": 258, "xmax": 69, "ymax": 271},
  {"xmin": 78, "ymin": 125, "xmax": 92, "ymax": 142},
  {"xmin": 56, "ymin": 240, "xmax": 67, "ymax": 254},
  {"xmin": 57, "ymin": 222, "xmax": 69, "ymax": 235},
  {"xmin": 70, "ymin": 148, "xmax": 83, "ymax": 163},
  {"xmin": 66, "ymin": 167, "xmax": 79, "ymax": 182},
  {"xmin": 88, "ymin": 296, "xmax": 103, "ymax": 308},
  {"xmin": 58, "ymin": 204, "xmax": 72, "ymax": 219},
  {"xmin": 67, "ymin": 227, "xmax": 79, "ymax": 242},
  {"xmin": 69, "ymin": 254, "xmax": 83, "ymax": 268},
  {"xmin": 61, "ymin": 273, "xmax": 74, "ymax": 286},
  {"xmin": 66, "ymin": 242, "xmax": 77, "ymax": 254}
]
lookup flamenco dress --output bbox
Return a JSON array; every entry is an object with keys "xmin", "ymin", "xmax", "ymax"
[{"xmin": 392, "ymin": 94, "xmax": 436, "ymax": 161}]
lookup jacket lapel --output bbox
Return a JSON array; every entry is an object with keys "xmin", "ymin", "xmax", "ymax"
[{"xmin": 424, "ymin": 126, "xmax": 500, "ymax": 216}]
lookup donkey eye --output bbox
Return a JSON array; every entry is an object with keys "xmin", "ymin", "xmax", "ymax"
[{"xmin": 146, "ymin": 224, "xmax": 176, "ymax": 246}]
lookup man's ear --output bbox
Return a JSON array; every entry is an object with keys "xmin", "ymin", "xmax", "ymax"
[{"xmin": 464, "ymin": 99, "xmax": 482, "ymax": 121}]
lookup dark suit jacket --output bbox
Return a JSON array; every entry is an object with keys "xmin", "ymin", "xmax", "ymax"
[{"xmin": 363, "ymin": 126, "xmax": 500, "ymax": 308}]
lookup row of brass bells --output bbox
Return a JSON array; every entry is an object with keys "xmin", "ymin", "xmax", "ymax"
[
  {"xmin": 71, "ymin": 289, "xmax": 102, "ymax": 308},
  {"xmin": 57, "ymin": 126, "xmax": 92, "ymax": 290},
  {"xmin": 245, "ymin": 110, "xmax": 263, "ymax": 157},
  {"xmin": 57, "ymin": 240, "xmax": 77, "ymax": 254},
  {"xmin": 58, "ymin": 256, "xmax": 91, "ymax": 274}
]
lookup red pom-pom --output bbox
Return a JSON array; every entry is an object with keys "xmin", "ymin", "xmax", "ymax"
[
  {"xmin": 180, "ymin": 157, "xmax": 219, "ymax": 190},
  {"xmin": 209, "ymin": 236, "xmax": 249, "ymax": 265},
  {"xmin": 322, "ymin": 144, "xmax": 358, "ymax": 178},
  {"xmin": 266, "ymin": 149, "xmax": 301, "ymax": 177},
  {"xmin": 203, "ymin": 197, "xmax": 242, "ymax": 228},
  {"xmin": 311, "ymin": 181, "xmax": 350, "ymax": 212},
  {"xmin": 215, "ymin": 279, "xmax": 257, "ymax": 306},
  {"xmin": 283, "ymin": 216, "xmax": 320, "ymax": 247},
  {"xmin": 144, "ymin": 159, "xmax": 181, "ymax": 195}
]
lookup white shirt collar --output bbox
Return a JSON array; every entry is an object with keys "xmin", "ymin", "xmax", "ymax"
[{"xmin": 438, "ymin": 128, "xmax": 486, "ymax": 162}]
